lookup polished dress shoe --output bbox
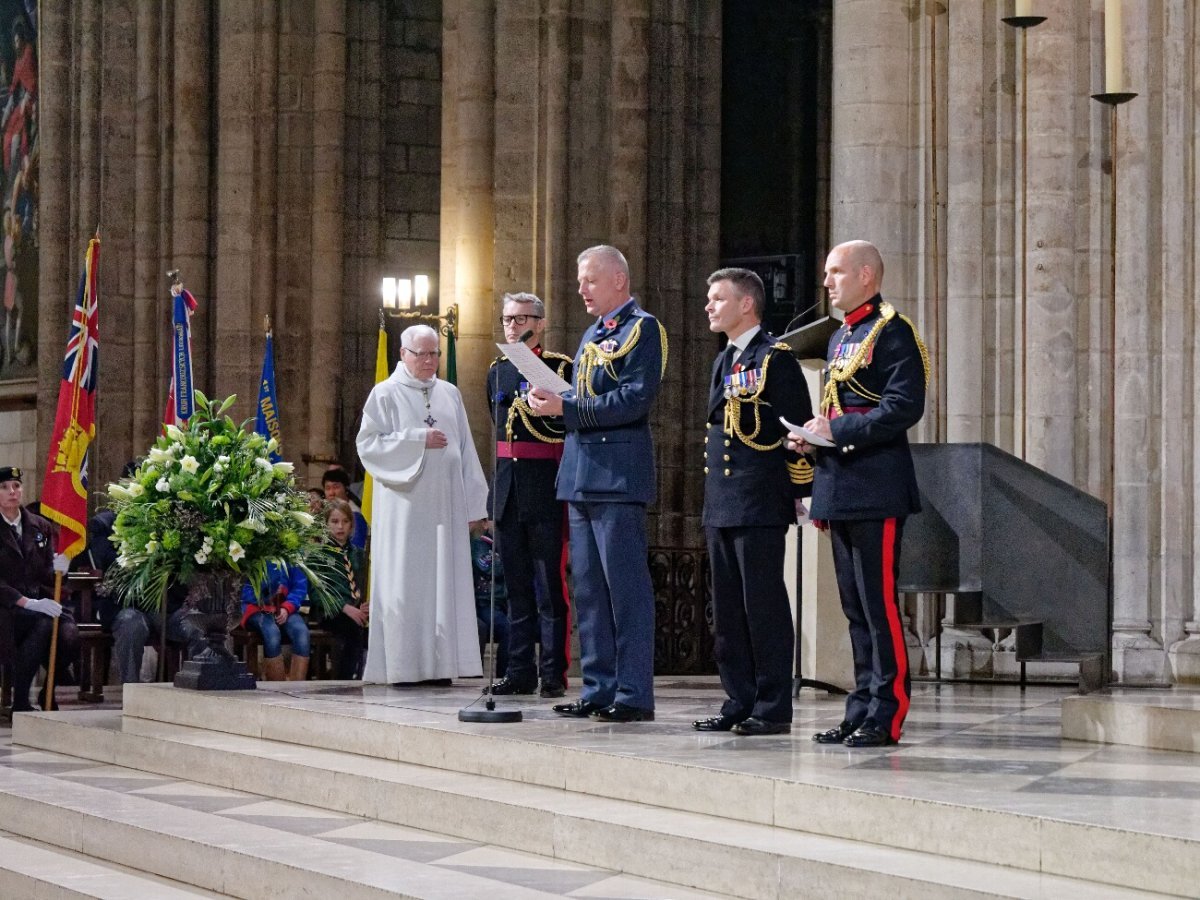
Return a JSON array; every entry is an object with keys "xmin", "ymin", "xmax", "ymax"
[
  {"xmin": 539, "ymin": 681, "xmax": 566, "ymax": 699},
  {"xmin": 732, "ymin": 717, "xmax": 790, "ymax": 736},
  {"xmin": 553, "ymin": 699, "xmax": 607, "ymax": 718},
  {"xmin": 843, "ymin": 722, "xmax": 896, "ymax": 747},
  {"xmin": 592, "ymin": 702, "xmax": 655, "ymax": 722},
  {"xmin": 489, "ymin": 677, "xmax": 537, "ymax": 695},
  {"xmin": 812, "ymin": 720, "xmax": 861, "ymax": 744},
  {"xmin": 692, "ymin": 714, "xmax": 742, "ymax": 732}
]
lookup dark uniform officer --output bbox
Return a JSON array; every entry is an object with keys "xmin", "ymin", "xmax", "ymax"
[
  {"xmin": 695, "ymin": 268, "xmax": 814, "ymax": 736},
  {"xmin": 0, "ymin": 466, "xmax": 80, "ymax": 712},
  {"xmin": 486, "ymin": 330, "xmax": 573, "ymax": 699},
  {"xmin": 529, "ymin": 245, "xmax": 666, "ymax": 723},
  {"xmin": 804, "ymin": 241, "xmax": 928, "ymax": 748}
]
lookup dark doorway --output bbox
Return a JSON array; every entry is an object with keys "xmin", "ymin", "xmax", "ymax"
[{"xmin": 721, "ymin": 0, "xmax": 832, "ymax": 337}]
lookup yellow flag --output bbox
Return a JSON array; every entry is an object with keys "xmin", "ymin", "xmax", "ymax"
[{"xmin": 360, "ymin": 324, "xmax": 389, "ymax": 526}]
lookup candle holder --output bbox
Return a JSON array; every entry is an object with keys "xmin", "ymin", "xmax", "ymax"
[
  {"xmin": 1090, "ymin": 92, "xmax": 1137, "ymax": 106},
  {"xmin": 1000, "ymin": 16, "xmax": 1047, "ymax": 29},
  {"xmin": 1001, "ymin": 12, "xmax": 1047, "ymax": 458},
  {"xmin": 1090, "ymin": 90, "xmax": 1137, "ymax": 514}
]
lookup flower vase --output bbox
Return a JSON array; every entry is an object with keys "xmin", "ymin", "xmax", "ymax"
[{"xmin": 173, "ymin": 569, "xmax": 256, "ymax": 690}]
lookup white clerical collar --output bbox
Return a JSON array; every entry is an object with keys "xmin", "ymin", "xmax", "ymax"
[
  {"xmin": 729, "ymin": 324, "xmax": 761, "ymax": 360},
  {"xmin": 394, "ymin": 362, "xmax": 437, "ymax": 390}
]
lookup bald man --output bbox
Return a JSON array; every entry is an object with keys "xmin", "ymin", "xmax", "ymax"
[{"xmin": 788, "ymin": 241, "xmax": 928, "ymax": 748}]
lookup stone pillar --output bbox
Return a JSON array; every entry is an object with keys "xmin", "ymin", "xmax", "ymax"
[
  {"xmin": 440, "ymin": 0, "xmax": 496, "ymax": 464},
  {"xmin": 829, "ymin": 0, "xmax": 919, "ymax": 308},
  {"xmin": 307, "ymin": 0, "xmax": 347, "ymax": 480},
  {"xmin": 133, "ymin": 1, "xmax": 164, "ymax": 450},
  {"xmin": 1110, "ymin": 1, "xmax": 1167, "ymax": 683}
]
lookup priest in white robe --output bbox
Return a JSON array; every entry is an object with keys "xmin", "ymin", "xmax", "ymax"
[{"xmin": 357, "ymin": 324, "xmax": 490, "ymax": 684}]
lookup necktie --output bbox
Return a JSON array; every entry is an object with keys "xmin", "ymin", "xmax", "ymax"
[{"xmin": 9, "ymin": 523, "xmax": 22, "ymax": 555}]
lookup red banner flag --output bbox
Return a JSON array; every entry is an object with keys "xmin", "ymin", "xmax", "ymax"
[{"xmin": 41, "ymin": 237, "xmax": 100, "ymax": 559}]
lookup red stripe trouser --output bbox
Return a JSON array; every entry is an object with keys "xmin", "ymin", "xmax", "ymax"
[{"xmin": 828, "ymin": 517, "xmax": 911, "ymax": 742}]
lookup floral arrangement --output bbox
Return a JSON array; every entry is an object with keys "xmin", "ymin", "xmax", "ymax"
[{"xmin": 104, "ymin": 392, "xmax": 339, "ymax": 615}]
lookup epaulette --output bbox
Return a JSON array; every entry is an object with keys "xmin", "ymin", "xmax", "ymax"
[
  {"xmin": 543, "ymin": 350, "xmax": 573, "ymax": 363},
  {"xmin": 490, "ymin": 355, "xmax": 505, "ymax": 367},
  {"xmin": 771, "ymin": 341, "xmax": 791, "ymax": 352}
]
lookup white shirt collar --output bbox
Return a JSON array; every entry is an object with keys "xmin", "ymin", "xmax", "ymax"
[{"xmin": 729, "ymin": 324, "xmax": 761, "ymax": 356}]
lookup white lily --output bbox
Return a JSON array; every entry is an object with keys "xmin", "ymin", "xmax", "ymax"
[
  {"xmin": 272, "ymin": 461, "xmax": 294, "ymax": 476},
  {"xmin": 290, "ymin": 510, "xmax": 315, "ymax": 527},
  {"xmin": 228, "ymin": 541, "xmax": 246, "ymax": 562},
  {"xmin": 165, "ymin": 425, "xmax": 185, "ymax": 442},
  {"xmin": 156, "ymin": 478, "xmax": 171, "ymax": 493},
  {"xmin": 147, "ymin": 447, "xmax": 172, "ymax": 464},
  {"xmin": 180, "ymin": 455, "xmax": 200, "ymax": 475}
]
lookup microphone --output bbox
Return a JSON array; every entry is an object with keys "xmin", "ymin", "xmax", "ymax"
[{"xmin": 517, "ymin": 329, "xmax": 535, "ymax": 344}]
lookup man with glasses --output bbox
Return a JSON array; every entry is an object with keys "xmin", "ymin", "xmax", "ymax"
[
  {"xmin": 529, "ymin": 245, "xmax": 667, "ymax": 723},
  {"xmin": 485, "ymin": 292, "xmax": 573, "ymax": 699},
  {"xmin": 357, "ymin": 324, "xmax": 490, "ymax": 685}
]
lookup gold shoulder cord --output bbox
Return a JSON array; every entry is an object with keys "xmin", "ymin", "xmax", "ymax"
[
  {"xmin": 507, "ymin": 396, "xmax": 565, "ymax": 444},
  {"xmin": 723, "ymin": 349, "xmax": 781, "ymax": 452},
  {"xmin": 820, "ymin": 303, "xmax": 930, "ymax": 415},
  {"xmin": 576, "ymin": 319, "xmax": 669, "ymax": 398}
]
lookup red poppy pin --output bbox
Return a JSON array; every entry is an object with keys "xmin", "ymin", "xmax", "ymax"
[{"xmin": 603, "ymin": 317, "xmax": 618, "ymax": 331}]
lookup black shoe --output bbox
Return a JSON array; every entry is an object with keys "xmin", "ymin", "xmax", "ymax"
[
  {"xmin": 732, "ymin": 717, "xmax": 790, "ymax": 736},
  {"xmin": 489, "ymin": 677, "xmax": 537, "ymax": 695},
  {"xmin": 539, "ymin": 682, "xmax": 566, "ymax": 699},
  {"xmin": 553, "ymin": 699, "xmax": 607, "ymax": 718},
  {"xmin": 692, "ymin": 714, "xmax": 742, "ymax": 732},
  {"xmin": 592, "ymin": 702, "xmax": 654, "ymax": 723},
  {"xmin": 843, "ymin": 722, "xmax": 896, "ymax": 747},
  {"xmin": 812, "ymin": 720, "xmax": 860, "ymax": 744}
]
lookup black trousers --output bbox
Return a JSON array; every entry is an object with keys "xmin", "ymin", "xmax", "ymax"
[
  {"xmin": 495, "ymin": 510, "xmax": 570, "ymax": 686},
  {"xmin": 11, "ymin": 608, "xmax": 79, "ymax": 711},
  {"xmin": 322, "ymin": 612, "xmax": 366, "ymax": 680},
  {"xmin": 705, "ymin": 524, "xmax": 794, "ymax": 723},
  {"xmin": 829, "ymin": 517, "xmax": 910, "ymax": 741}
]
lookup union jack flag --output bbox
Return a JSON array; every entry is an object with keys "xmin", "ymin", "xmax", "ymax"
[{"xmin": 41, "ymin": 237, "xmax": 100, "ymax": 559}]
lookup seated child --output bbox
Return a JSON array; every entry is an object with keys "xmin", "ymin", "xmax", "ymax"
[
  {"xmin": 241, "ymin": 563, "xmax": 310, "ymax": 681},
  {"xmin": 312, "ymin": 499, "xmax": 369, "ymax": 679}
]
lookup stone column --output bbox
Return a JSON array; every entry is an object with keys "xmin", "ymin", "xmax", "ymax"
[
  {"xmin": 1110, "ymin": 1, "xmax": 1167, "ymax": 683},
  {"xmin": 1022, "ymin": 1, "xmax": 1079, "ymax": 484},
  {"xmin": 829, "ymin": 0, "xmax": 919, "ymax": 308},
  {"xmin": 307, "ymin": 0, "xmax": 347, "ymax": 481},
  {"xmin": 133, "ymin": 1, "xmax": 164, "ymax": 449},
  {"xmin": 440, "ymin": 0, "xmax": 496, "ymax": 463}
]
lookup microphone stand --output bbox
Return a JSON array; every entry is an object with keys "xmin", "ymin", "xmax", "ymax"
[{"xmin": 460, "ymin": 333, "xmax": 530, "ymax": 723}]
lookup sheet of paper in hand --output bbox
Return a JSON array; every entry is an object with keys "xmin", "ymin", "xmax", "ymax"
[
  {"xmin": 778, "ymin": 415, "xmax": 836, "ymax": 448},
  {"xmin": 497, "ymin": 342, "xmax": 573, "ymax": 395}
]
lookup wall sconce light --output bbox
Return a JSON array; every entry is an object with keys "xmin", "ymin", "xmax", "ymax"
[
  {"xmin": 397, "ymin": 278, "xmax": 413, "ymax": 309},
  {"xmin": 414, "ymin": 274, "xmax": 430, "ymax": 307},
  {"xmin": 380, "ymin": 277, "xmax": 397, "ymax": 309}
]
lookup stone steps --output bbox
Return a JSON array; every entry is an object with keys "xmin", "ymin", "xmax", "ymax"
[
  {"xmin": 0, "ymin": 829, "xmax": 222, "ymax": 898},
  {"xmin": 1062, "ymin": 692, "xmax": 1200, "ymax": 753},
  {"xmin": 8, "ymin": 704, "xmax": 1174, "ymax": 900},
  {"xmin": 0, "ymin": 757, "xmax": 618, "ymax": 900},
  {"xmin": 115, "ymin": 684, "xmax": 1199, "ymax": 896}
]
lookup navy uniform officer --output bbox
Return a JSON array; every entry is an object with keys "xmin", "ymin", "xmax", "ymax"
[
  {"xmin": 694, "ymin": 268, "xmax": 814, "ymax": 737},
  {"xmin": 789, "ymin": 240, "xmax": 928, "ymax": 748},
  {"xmin": 0, "ymin": 466, "xmax": 80, "ymax": 712},
  {"xmin": 528, "ymin": 244, "xmax": 667, "ymax": 723},
  {"xmin": 486, "ymin": 291, "xmax": 574, "ymax": 700}
]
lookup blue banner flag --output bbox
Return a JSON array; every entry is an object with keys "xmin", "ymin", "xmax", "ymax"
[
  {"xmin": 171, "ymin": 289, "xmax": 196, "ymax": 422},
  {"xmin": 256, "ymin": 330, "xmax": 282, "ymax": 461}
]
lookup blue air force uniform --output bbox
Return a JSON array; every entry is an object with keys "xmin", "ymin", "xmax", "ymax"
[
  {"xmin": 486, "ymin": 348, "xmax": 573, "ymax": 691},
  {"xmin": 556, "ymin": 299, "xmax": 667, "ymax": 712},
  {"xmin": 809, "ymin": 295, "xmax": 928, "ymax": 743},
  {"xmin": 703, "ymin": 327, "xmax": 814, "ymax": 724}
]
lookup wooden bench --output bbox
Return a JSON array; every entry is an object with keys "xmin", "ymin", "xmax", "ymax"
[{"xmin": 230, "ymin": 626, "xmax": 339, "ymax": 679}]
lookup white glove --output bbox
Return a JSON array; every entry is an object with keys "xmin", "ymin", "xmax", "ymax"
[
  {"xmin": 25, "ymin": 597, "xmax": 63, "ymax": 618},
  {"xmin": 794, "ymin": 500, "xmax": 811, "ymax": 527},
  {"xmin": 53, "ymin": 553, "xmax": 70, "ymax": 574}
]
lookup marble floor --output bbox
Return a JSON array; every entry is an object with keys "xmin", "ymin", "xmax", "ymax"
[
  {"xmin": 192, "ymin": 676, "xmax": 1200, "ymax": 842},
  {"xmin": 4, "ymin": 677, "xmax": 1198, "ymax": 898}
]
